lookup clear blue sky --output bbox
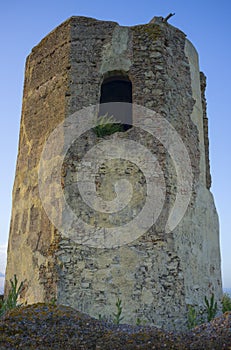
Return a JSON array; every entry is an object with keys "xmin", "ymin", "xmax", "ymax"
[{"xmin": 0, "ymin": 0, "xmax": 230, "ymax": 288}]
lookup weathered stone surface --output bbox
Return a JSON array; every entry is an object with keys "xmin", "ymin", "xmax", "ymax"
[
  {"xmin": 200, "ymin": 71, "xmax": 211, "ymax": 189},
  {"xmin": 5, "ymin": 16, "xmax": 222, "ymax": 331}
]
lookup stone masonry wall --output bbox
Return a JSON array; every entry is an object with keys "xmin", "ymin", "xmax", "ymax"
[
  {"xmin": 5, "ymin": 16, "xmax": 222, "ymax": 331},
  {"xmin": 5, "ymin": 19, "xmax": 73, "ymax": 302}
]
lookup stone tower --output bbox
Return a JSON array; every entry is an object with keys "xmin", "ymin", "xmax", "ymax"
[{"xmin": 5, "ymin": 16, "xmax": 222, "ymax": 330}]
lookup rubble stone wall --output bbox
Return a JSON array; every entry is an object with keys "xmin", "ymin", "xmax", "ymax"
[{"xmin": 5, "ymin": 16, "xmax": 222, "ymax": 330}]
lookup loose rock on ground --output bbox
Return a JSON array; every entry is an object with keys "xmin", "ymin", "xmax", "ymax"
[{"xmin": 0, "ymin": 304, "xmax": 230, "ymax": 349}]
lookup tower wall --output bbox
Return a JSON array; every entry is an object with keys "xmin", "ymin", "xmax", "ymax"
[{"xmin": 5, "ymin": 16, "xmax": 222, "ymax": 330}]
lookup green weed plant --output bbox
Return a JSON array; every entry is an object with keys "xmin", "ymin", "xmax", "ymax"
[
  {"xmin": 94, "ymin": 114, "xmax": 124, "ymax": 137},
  {"xmin": 222, "ymin": 293, "xmax": 231, "ymax": 312},
  {"xmin": 0, "ymin": 275, "xmax": 24, "ymax": 317},
  {"xmin": 113, "ymin": 298, "xmax": 124, "ymax": 325}
]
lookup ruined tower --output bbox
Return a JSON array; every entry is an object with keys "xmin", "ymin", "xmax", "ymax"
[{"xmin": 5, "ymin": 16, "xmax": 222, "ymax": 330}]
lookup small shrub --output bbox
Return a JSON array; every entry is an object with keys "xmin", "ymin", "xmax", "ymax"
[
  {"xmin": 93, "ymin": 114, "xmax": 124, "ymax": 137},
  {"xmin": 113, "ymin": 298, "xmax": 124, "ymax": 325},
  {"xmin": 204, "ymin": 293, "xmax": 217, "ymax": 322},
  {"xmin": 49, "ymin": 297, "xmax": 57, "ymax": 306},
  {"xmin": 98, "ymin": 314, "xmax": 110, "ymax": 322},
  {"xmin": 0, "ymin": 275, "xmax": 24, "ymax": 317},
  {"xmin": 136, "ymin": 317, "xmax": 147, "ymax": 326},
  {"xmin": 187, "ymin": 305, "xmax": 198, "ymax": 329},
  {"xmin": 187, "ymin": 294, "xmax": 219, "ymax": 329},
  {"xmin": 222, "ymin": 293, "xmax": 231, "ymax": 312},
  {"xmin": 136, "ymin": 317, "xmax": 142, "ymax": 326}
]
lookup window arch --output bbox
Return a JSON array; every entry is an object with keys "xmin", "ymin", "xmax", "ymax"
[{"xmin": 98, "ymin": 74, "xmax": 132, "ymax": 131}]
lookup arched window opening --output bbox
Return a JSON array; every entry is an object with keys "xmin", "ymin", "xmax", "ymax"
[{"xmin": 98, "ymin": 75, "xmax": 132, "ymax": 134}]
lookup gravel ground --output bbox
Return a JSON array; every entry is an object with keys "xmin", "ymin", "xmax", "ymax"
[{"xmin": 0, "ymin": 304, "xmax": 230, "ymax": 349}]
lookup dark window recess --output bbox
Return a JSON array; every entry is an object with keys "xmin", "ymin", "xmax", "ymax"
[{"xmin": 99, "ymin": 76, "xmax": 132, "ymax": 131}]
